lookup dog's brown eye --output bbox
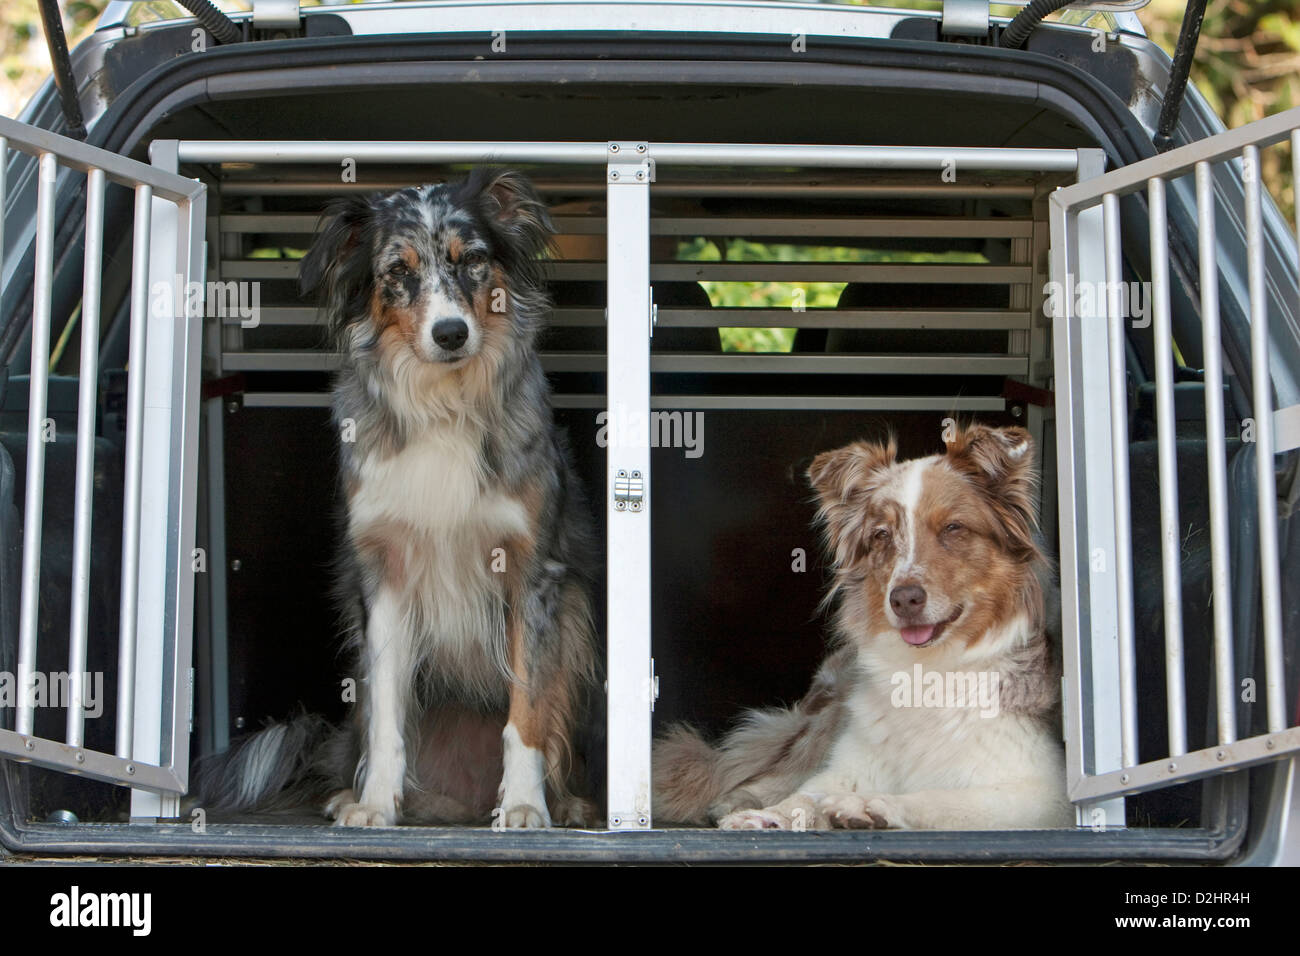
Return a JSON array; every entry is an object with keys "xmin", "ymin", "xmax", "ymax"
[
  {"xmin": 463, "ymin": 255, "xmax": 489, "ymax": 280},
  {"xmin": 944, "ymin": 522, "xmax": 964, "ymax": 535},
  {"xmin": 872, "ymin": 528, "xmax": 891, "ymax": 543},
  {"xmin": 386, "ymin": 263, "xmax": 409, "ymax": 279}
]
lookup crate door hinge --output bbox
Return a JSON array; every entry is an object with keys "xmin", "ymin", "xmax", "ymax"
[
  {"xmin": 253, "ymin": 0, "xmax": 301, "ymax": 35},
  {"xmin": 613, "ymin": 469, "xmax": 644, "ymax": 512},
  {"xmin": 941, "ymin": 0, "xmax": 989, "ymax": 38}
]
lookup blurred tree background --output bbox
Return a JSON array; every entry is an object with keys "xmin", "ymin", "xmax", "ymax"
[
  {"xmin": 1141, "ymin": 0, "xmax": 1297, "ymax": 221},
  {"xmin": 1, "ymin": 0, "xmax": 1295, "ymax": 352},
  {"xmin": 2, "ymin": 0, "xmax": 109, "ymax": 117}
]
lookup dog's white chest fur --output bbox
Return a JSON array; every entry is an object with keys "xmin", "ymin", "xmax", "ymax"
[
  {"xmin": 347, "ymin": 422, "xmax": 530, "ymax": 686},
  {"xmin": 822, "ymin": 640, "xmax": 1066, "ymax": 799},
  {"xmin": 836, "ymin": 678, "xmax": 1048, "ymax": 793},
  {"xmin": 350, "ymin": 425, "xmax": 526, "ymax": 537}
]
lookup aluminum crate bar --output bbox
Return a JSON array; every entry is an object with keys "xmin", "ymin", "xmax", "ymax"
[
  {"xmin": 605, "ymin": 142, "xmax": 653, "ymax": 830},
  {"xmin": 66, "ymin": 166, "xmax": 106, "ymax": 747},
  {"xmin": 1049, "ymin": 104, "xmax": 1300, "ymax": 804},
  {"xmin": 15, "ymin": 151, "xmax": 56, "ymax": 738},
  {"xmin": 217, "ymin": 212, "xmax": 1035, "ymax": 239},
  {"xmin": 1101, "ymin": 192, "xmax": 1139, "ymax": 768},
  {"xmin": 223, "ymin": 181, "xmax": 1042, "ymax": 200},
  {"xmin": 1050, "ymin": 149, "xmax": 1127, "ymax": 828},
  {"xmin": 1146, "ymin": 176, "xmax": 1188, "ymax": 758},
  {"xmin": 226, "ymin": 307, "xmax": 1035, "ymax": 330},
  {"xmin": 1195, "ymin": 160, "xmax": 1236, "ymax": 745},
  {"xmin": 129, "ymin": 140, "xmax": 207, "ymax": 820},
  {"xmin": 0, "ymin": 136, "xmax": 6, "ymax": 282},
  {"xmin": 117, "ymin": 183, "xmax": 152, "ymax": 760},
  {"xmin": 1243, "ymin": 143, "xmax": 1286, "ymax": 736},
  {"xmin": 0, "ymin": 113, "xmax": 204, "ymax": 796},
  {"xmin": 176, "ymin": 140, "xmax": 1081, "ymax": 172}
]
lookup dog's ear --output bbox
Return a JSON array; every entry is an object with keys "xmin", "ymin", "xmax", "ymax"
[
  {"xmin": 808, "ymin": 439, "xmax": 897, "ymax": 580},
  {"xmin": 465, "ymin": 168, "xmax": 556, "ymax": 263},
  {"xmin": 808, "ymin": 438, "xmax": 897, "ymax": 506},
  {"xmin": 945, "ymin": 424, "xmax": 1039, "ymax": 560},
  {"xmin": 299, "ymin": 195, "xmax": 372, "ymax": 301}
]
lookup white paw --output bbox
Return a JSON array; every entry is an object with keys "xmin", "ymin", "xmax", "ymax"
[
  {"xmin": 718, "ymin": 807, "xmax": 793, "ymax": 830},
  {"xmin": 498, "ymin": 803, "xmax": 551, "ymax": 828},
  {"xmin": 818, "ymin": 792, "xmax": 905, "ymax": 829},
  {"xmin": 326, "ymin": 790, "xmax": 397, "ymax": 827}
]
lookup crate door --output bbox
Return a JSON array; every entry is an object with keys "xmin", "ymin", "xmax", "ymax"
[
  {"xmin": 1048, "ymin": 106, "xmax": 1300, "ymax": 818},
  {"xmin": 0, "ymin": 115, "xmax": 206, "ymax": 817}
]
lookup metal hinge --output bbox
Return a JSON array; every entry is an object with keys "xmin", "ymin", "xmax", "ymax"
[
  {"xmin": 613, "ymin": 469, "xmax": 644, "ymax": 512},
  {"xmin": 253, "ymin": 0, "xmax": 301, "ymax": 33},
  {"xmin": 941, "ymin": 0, "xmax": 989, "ymax": 38}
]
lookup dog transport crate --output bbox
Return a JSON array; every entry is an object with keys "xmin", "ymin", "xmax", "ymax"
[{"xmin": 1, "ymin": 1, "xmax": 1299, "ymax": 863}]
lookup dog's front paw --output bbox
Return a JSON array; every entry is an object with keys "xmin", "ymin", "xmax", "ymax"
[
  {"xmin": 819, "ymin": 792, "xmax": 905, "ymax": 829},
  {"xmin": 497, "ymin": 803, "xmax": 551, "ymax": 828},
  {"xmin": 718, "ymin": 807, "xmax": 794, "ymax": 830},
  {"xmin": 326, "ymin": 790, "xmax": 398, "ymax": 827}
]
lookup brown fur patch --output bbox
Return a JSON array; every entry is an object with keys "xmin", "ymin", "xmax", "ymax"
[
  {"xmin": 354, "ymin": 524, "xmax": 408, "ymax": 589},
  {"xmin": 808, "ymin": 437, "xmax": 897, "ymax": 506},
  {"xmin": 506, "ymin": 614, "xmax": 543, "ymax": 750},
  {"xmin": 910, "ymin": 465, "xmax": 1037, "ymax": 648},
  {"xmin": 504, "ymin": 580, "xmax": 590, "ymax": 791},
  {"xmin": 943, "ymin": 424, "xmax": 1039, "ymax": 562},
  {"xmin": 444, "ymin": 234, "xmax": 464, "ymax": 263}
]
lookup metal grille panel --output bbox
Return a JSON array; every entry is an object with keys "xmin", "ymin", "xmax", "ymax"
[
  {"xmin": 1049, "ymin": 105, "xmax": 1300, "ymax": 805},
  {"xmin": 0, "ymin": 115, "xmax": 206, "ymax": 799}
]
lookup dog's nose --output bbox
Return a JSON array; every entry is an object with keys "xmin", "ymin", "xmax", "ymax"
[
  {"xmin": 432, "ymin": 319, "xmax": 469, "ymax": 351},
  {"xmin": 890, "ymin": 585, "xmax": 927, "ymax": 617}
]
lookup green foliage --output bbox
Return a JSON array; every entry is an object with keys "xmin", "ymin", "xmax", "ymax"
[
  {"xmin": 1141, "ymin": 0, "xmax": 1298, "ymax": 221},
  {"xmin": 2, "ymin": 0, "xmax": 109, "ymax": 113},
  {"xmin": 678, "ymin": 237, "xmax": 985, "ymax": 353}
]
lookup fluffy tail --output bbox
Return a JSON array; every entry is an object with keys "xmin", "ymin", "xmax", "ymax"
[
  {"xmin": 194, "ymin": 714, "xmax": 348, "ymax": 814},
  {"xmin": 653, "ymin": 646, "xmax": 853, "ymax": 824},
  {"xmin": 652, "ymin": 724, "xmax": 727, "ymax": 825}
]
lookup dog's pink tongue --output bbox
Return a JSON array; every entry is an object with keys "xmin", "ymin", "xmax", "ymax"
[{"xmin": 901, "ymin": 625, "xmax": 935, "ymax": 646}]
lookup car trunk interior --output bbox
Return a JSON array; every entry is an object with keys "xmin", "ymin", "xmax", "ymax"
[{"xmin": 0, "ymin": 74, "xmax": 1261, "ymax": 859}]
